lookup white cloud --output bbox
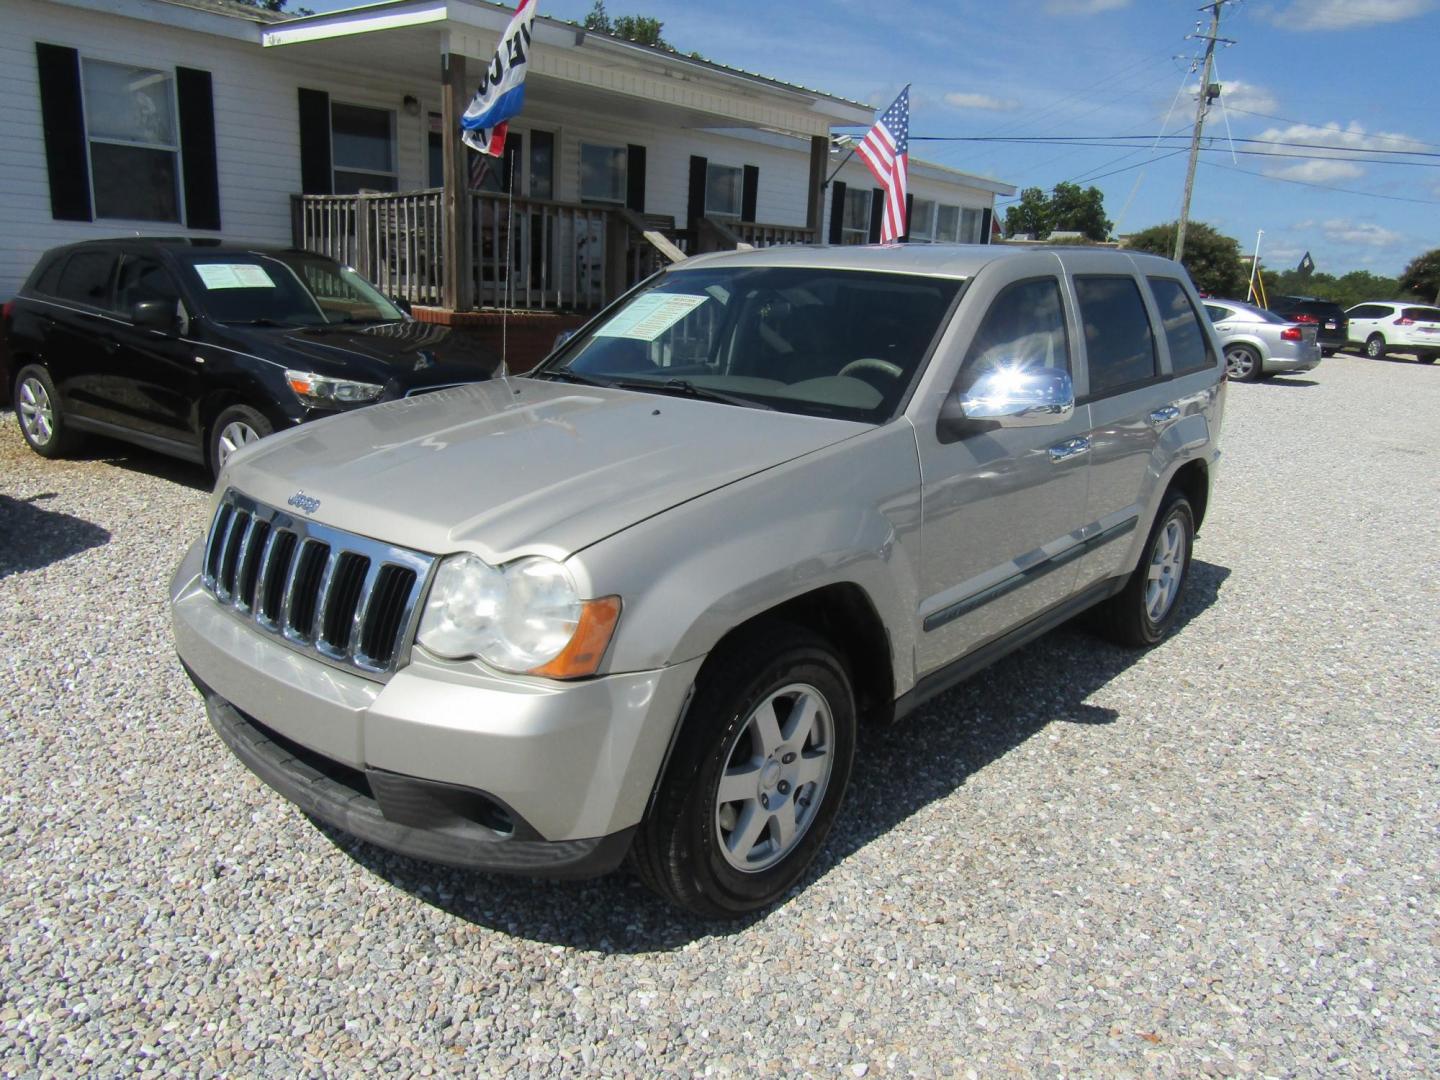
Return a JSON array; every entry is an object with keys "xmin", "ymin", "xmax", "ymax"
[
  {"xmin": 1319, "ymin": 219, "xmax": 1405, "ymax": 248},
  {"xmin": 1263, "ymin": 0, "xmax": 1436, "ymax": 30},
  {"xmin": 1270, "ymin": 160, "xmax": 1366, "ymax": 182},
  {"xmin": 1257, "ymin": 121, "xmax": 1430, "ymax": 156},
  {"xmin": 1043, "ymin": 0, "xmax": 1130, "ymax": 12},
  {"xmin": 943, "ymin": 92, "xmax": 1021, "ymax": 112}
]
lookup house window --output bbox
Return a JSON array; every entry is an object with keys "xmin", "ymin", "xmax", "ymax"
[
  {"xmin": 935, "ymin": 205, "xmax": 960, "ymax": 243},
  {"xmin": 961, "ymin": 208, "xmax": 983, "ymax": 244},
  {"xmin": 331, "ymin": 102, "xmax": 396, "ymax": 194},
  {"xmin": 530, "ymin": 130, "xmax": 555, "ymax": 200},
  {"xmin": 909, "ymin": 198, "xmax": 936, "ymax": 242},
  {"xmin": 82, "ymin": 59, "xmax": 180, "ymax": 222},
  {"xmin": 705, "ymin": 163, "xmax": 743, "ymax": 217},
  {"xmin": 841, "ymin": 187, "xmax": 871, "ymax": 245},
  {"xmin": 580, "ymin": 143, "xmax": 626, "ymax": 204}
]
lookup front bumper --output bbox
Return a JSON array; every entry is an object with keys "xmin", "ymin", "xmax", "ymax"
[{"xmin": 170, "ymin": 540, "xmax": 703, "ymax": 876}]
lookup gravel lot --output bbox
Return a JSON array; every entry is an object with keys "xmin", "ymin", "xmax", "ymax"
[{"xmin": 1, "ymin": 352, "xmax": 1437, "ymax": 1077}]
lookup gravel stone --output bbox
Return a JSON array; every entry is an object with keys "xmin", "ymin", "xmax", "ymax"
[{"xmin": 1, "ymin": 353, "xmax": 1437, "ymax": 1076}]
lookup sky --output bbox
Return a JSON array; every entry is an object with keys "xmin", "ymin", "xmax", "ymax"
[{"xmin": 310, "ymin": 0, "xmax": 1440, "ymax": 277}]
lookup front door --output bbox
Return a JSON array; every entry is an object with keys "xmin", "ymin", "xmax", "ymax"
[
  {"xmin": 913, "ymin": 261, "xmax": 1091, "ymax": 675},
  {"xmin": 106, "ymin": 255, "xmax": 203, "ymax": 447}
]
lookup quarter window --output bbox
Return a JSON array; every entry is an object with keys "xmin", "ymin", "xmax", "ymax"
[
  {"xmin": 954, "ymin": 277, "xmax": 1070, "ymax": 395},
  {"xmin": 705, "ymin": 163, "xmax": 743, "ymax": 217},
  {"xmin": 580, "ymin": 143, "xmax": 626, "ymax": 204},
  {"xmin": 1074, "ymin": 275, "xmax": 1157, "ymax": 396},
  {"xmin": 1148, "ymin": 277, "xmax": 1213, "ymax": 375},
  {"xmin": 82, "ymin": 60, "xmax": 181, "ymax": 222},
  {"xmin": 55, "ymin": 251, "xmax": 118, "ymax": 309},
  {"xmin": 331, "ymin": 103, "xmax": 396, "ymax": 194}
]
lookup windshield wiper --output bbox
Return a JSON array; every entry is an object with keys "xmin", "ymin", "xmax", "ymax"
[
  {"xmin": 611, "ymin": 377, "xmax": 774, "ymax": 411},
  {"xmin": 532, "ymin": 367, "xmax": 613, "ymax": 388},
  {"xmin": 224, "ymin": 318, "xmax": 292, "ymax": 328}
]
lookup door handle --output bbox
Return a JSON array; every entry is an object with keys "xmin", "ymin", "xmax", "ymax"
[
  {"xmin": 1148, "ymin": 405, "xmax": 1181, "ymax": 427},
  {"xmin": 1048, "ymin": 437, "xmax": 1091, "ymax": 463}
]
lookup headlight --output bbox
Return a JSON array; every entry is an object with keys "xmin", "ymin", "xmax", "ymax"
[
  {"xmin": 416, "ymin": 553, "xmax": 621, "ymax": 678},
  {"xmin": 285, "ymin": 370, "xmax": 385, "ymax": 408}
]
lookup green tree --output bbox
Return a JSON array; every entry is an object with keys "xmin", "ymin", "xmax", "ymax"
[
  {"xmin": 1125, "ymin": 221, "xmax": 1245, "ymax": 298},
  {"xmin": 1401, "ymin": 248, "xmax": 1440, "ymax": 303},
  {"xmin": 1047, "ymin": 182, "xmax": 1111, "ymax": 242},
  {"xmin": 1003, "ymin": 187, "xmax": 1050, "ymax": 239},
  {"xmin": 1263, "ymin": 267, "xmax": 1409, "ymax": 309},
  {"xmin": 584, "ymin": 1, "xmax": 610, "ymax": 31},
  {"xmin": 612, "ymin": 15, "xmax": 667, "ymax": 46}
]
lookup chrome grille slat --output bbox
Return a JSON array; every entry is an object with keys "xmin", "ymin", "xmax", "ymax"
[{"xmin": 200, "ymin": 490, "xmax": 436, "ymax": 681}]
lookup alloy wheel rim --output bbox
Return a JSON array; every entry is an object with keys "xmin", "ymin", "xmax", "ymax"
[
  {"xmin": 714, "ymin": 682, "xmax": 835, "ymax": 873},
  {"xmin": 1145, "ymin": 518, "xmax": 1187, "ymax": 623},
  {"xmin": 18, "ymin": 378, "xmax": 54, "ymax": 446},
  {"xmin": 216, "ymin": 421, "xmax": 260, "ymax": 469},
  {"xmin": 1225, "ymin": 348, "xmax": 1255, "ymax": 378}
]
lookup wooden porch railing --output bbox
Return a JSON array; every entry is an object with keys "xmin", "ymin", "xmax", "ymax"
[{"xmin": 291, "ymin": 191, "xmax": 814, "ymax": 312}]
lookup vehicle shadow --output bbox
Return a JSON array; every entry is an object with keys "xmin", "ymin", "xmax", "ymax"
[
  {"xmin": 1255, "ymin": 377, "xmax": 1318, "ymax": 388},
  {"xmin": 322, "ymin": 560, "xmax": 1232, "ymax": 953},
  {"xmin": 0, "ymin": 492, "xmax": 112, "ymax": 578},
  {"xmin": 71, "ymin": 435, "xmax": 213, "ymax": 493}
]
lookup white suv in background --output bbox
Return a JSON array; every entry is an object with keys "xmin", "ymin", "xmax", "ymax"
[{"xmin": 1345, "ymin": 301, "xmax": 1440, "ymax": 363}]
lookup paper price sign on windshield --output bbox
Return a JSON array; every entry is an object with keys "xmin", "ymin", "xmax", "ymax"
[
  {"xmin": 593, "ymin": 294, "xmax": 708, "ymax": 341},
  {"xmin": 194, "ymin": 263, "xmax": 277, "ymax": 290}
]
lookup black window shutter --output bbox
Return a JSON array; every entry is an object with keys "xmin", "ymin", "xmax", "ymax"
[
  {"xmin": 297, "ymin": 88, "xmax": 332, "ymax": 195},
  {"xmin": 687, "ymin": 155, "xmax": 707, "ymax": 230},
  {"xmin": 827, "ymin": 181, "xmax": 846, "ymax": 245},
  {"xmin": 626, "ymin": 144, "xmax": 646, "ymax": 212},
  {"xmin": 981, "ymin": 207, "xmax": 994, "ymax": 244},
  {"xmin": 740, "ymin": 165, "xmax": 759, "ymax": 223},
  {"xmin": 35, "ymin": 44, "xmax": 92, "ymax": 222},
  {"xmin": 868, "ymin": 189, "xmax": 885, "ymax": 243},
  {"xmin": 176, "ymin": 67, "xmax": 221, "ymax": 230},
  {"xmin": 901, "ymin": 193, "xmax": 913, "ymax": 242}
]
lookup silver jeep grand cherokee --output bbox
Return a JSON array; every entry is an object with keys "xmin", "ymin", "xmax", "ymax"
[{"xmin": 171, "ymin": 245, "xmax": 1224, "ymax": 917}]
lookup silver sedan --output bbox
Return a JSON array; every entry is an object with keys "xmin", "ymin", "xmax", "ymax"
[{"xmin": 1203, "ymin": 299, "xmax": 1321, "ymax": 381}]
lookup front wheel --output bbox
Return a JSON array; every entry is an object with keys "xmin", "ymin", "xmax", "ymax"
[
  {"xmin": 14, "ymin": 365, "xmax": 81, "ymax": 459},
  {"xmin": 209, "ymin": 405, "xmax": 273, "ymax": 478},
  {"xmin": 1096, "ymin": 492, "xmax": 1195, "ymax": 647},
  {"xmin": 1224, "ymin": 345, "xmax": 1261, "ymax": 382},
  {"xmin": 1419, "ymin": 353, "xmax": 1438, "ymax": 365},
  {"xmin": 630, "ymin": 625, "xmax": 856, "ymax": 918},
  {"xmin": 1364, "ymin": 334, "xmax": 1387, "ymax": 360}
]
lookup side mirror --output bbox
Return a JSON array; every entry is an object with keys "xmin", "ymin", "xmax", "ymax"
[
  {"xmin": 553, "ymin": 329, "xmax": 577, "ymax": 351},
  {"xmin": 390, "ymin": 296, "xmax": 413, "ymax": 316},
  {"xmin": 944, "ymin": 366, "xmax": 1075, "ymax": 433},
  {"xmin": 131, "ymin": 299, "xmax": 180, "ymax": 336}
]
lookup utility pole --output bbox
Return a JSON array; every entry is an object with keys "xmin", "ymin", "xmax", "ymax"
[{"xmin": 1174, "ymin": 1, "xmax": 1234, "ymax": 263}]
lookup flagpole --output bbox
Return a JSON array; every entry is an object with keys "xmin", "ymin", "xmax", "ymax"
[
  {"xmin": 1246, "ymin": 228, "xmax": 1263, "ymax": 305},
  {"xmin": 502, "ymin": 152, "xmax": 514, "ymax": 377}
]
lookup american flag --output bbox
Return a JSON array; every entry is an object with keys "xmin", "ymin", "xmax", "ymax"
[{"xmin": 856, "ymin": 86, "xmax": 910, "ymax": 243}]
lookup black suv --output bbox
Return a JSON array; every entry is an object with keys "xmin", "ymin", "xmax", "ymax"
[
  {"xmin": 7, "ymin": 239, "xmax": 500, "ymax": 477},
  {"xmin": 1268, "ymin": 295, "xmax": 1348, "ymax": 355}
]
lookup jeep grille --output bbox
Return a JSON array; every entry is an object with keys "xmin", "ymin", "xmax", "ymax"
[{"xmin": 201, "ymin": 490, "xmax": 435, "ymax": 679}]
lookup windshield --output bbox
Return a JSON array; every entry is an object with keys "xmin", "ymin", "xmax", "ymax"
[
  {"xmin": 539, "ymin": 266, "xmax": 962, "ymax": 422},
  {"xmin": 178, "ymin": 253, "xmax": 404, "ymax": 327}
]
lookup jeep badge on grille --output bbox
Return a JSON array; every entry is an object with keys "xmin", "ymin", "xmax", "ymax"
[{"xmin": 287, "ymin": 492, "xmax": 321, "ymax": 515}]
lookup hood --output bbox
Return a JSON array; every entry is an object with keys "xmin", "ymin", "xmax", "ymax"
[
  {"xmin": 224, "ymin": 378, "xmax": 867, "ymax": 562},
  {"xmin": 224, "ymin": 320, "xmax": 501, "ymax": 388}
]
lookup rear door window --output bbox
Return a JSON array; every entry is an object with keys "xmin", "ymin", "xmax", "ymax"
[
  {"xmin": 55, "ymin": 251, "xmax": 119, "ymax": 310},
  {"xmin": 1074, "ymin": 275, "xmax": 1157, "ymax": 397},
  {"xmin": 1148, "ymin": 277, "xmax": 1212, "ymax": 375}
]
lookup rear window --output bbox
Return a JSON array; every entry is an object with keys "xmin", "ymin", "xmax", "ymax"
[
  {"xmin": 1401, "ymin": 307, "xmax": 1440, "ymax": 323},
  {"xmin": 55, "ymin": 251, "xmax": 118, "ymax": 309},
  {"xmin": 1291, "ymin": 301, "xmax": 1343, "ymax": 318},
  {"xmin": 1148, "ymin": 277, "xmax": 1212, "ymax": 375},
  {"xmin": 1074, "ymin": 275, "xmax": 1158, "ymax": 397}
]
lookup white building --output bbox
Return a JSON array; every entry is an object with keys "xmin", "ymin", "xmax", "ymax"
[{"xmin": 3, "ymin": 0, "xmax": 1014, "ymax": 348}]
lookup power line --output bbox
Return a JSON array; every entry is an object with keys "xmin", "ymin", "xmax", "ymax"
[
  {"xmin": 1222, "ymin": 106, "xmax": 1440, "ymax": 152},
  {"xmin": 1200, "ymin": 159, "xmax": 1440, "ymax": 206},
  {"xmin": 910, "ymin": 135, "xmax": 1440, "ymax": 159}
]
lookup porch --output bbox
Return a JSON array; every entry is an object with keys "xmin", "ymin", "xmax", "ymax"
[{"xmin": 290, "ymin": 187, "xmax": 816, "ymax": 313}]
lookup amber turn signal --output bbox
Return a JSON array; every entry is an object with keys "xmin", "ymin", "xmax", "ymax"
[{"xmin": 529, "ymin": 596, "xmax": 623, "ymax": 679}]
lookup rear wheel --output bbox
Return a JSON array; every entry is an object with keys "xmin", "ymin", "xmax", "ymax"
[
  {"xmin": 1364, "ymin": 334, "xmax": 1387, "ymax": 360},
  {"xmin": 630, "ymin": 624, "xmax": 856, "ymax": 918},
  {"xmin": 209, "ymin": 405, "xmax": 273, "ymax": 478},
  {"xmin": 1224, "ymin": 344, "xmax": 1261, "ymax": 382},
  {"xmin": 1419, "ymin": 353, "xmax": 1437, "ymax": 365},
  {"xmin": 1096, "ymin": 492, "xmax": 1195, "ymax": 647},
  {"xmin": 14, "ymin": 365, "xmax": 81, "ymax": 459}
]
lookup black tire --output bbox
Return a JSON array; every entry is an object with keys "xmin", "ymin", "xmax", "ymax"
[
  {"xmin": 1224, "ymin": 344, "xmax": 1261, "ymax": 382},
  {"xmin": 1096, "ymin": 492, "xmax": 1195, "ymax": 648},
  {"xmin": 209, "ymin": 404, "xmax": 273, "ymax": 478},
  {"xmin": 13, "ymin": 364, "xmax": 81, "ymax": 459},
  {"xmin": 1364, "ymin": 334, "xmax": 1387, "ymax": 360},
  {"xmin": 1419, "ymin": 353, "xmax": 1437, "ymax": 365},
  {"xmin": 630, "ymin": 624, "xmax": 857, "ymax": 919}
]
